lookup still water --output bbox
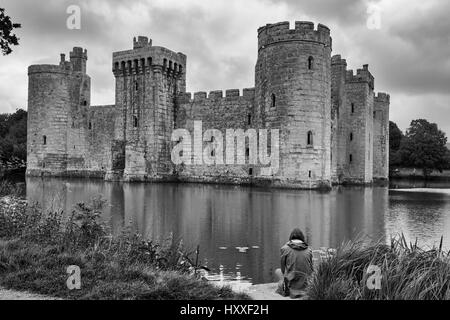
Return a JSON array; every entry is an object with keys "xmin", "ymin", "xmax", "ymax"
[{"xmin": 25, "ymin": 177, "xmax": 450, "ymax": 285}]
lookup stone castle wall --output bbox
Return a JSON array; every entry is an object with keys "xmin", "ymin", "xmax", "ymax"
[
  {"xmin": 373, "ymin": 93, "xmax": 390, "ymax": 180},
  {"xmin": 330, "ymin": 55, "xmax": 348, "ymax": 183},
  {"xmin": 330, "ymin": 55, "xmax": 389, "ymax": 185},
  {"xmin": 175, "ymin": 89, "xmax": 256, "ymax": 184},
  {"xmin": 83, "ymin": 105, "xmax": 117, "ymax": 174},
  {"xmin": 344, "ymin": 67, "xmax": 375, "ymax": 184},
  {"xmin": 27, "ymin": 21, "xmax": 390, "ymax": 189}
]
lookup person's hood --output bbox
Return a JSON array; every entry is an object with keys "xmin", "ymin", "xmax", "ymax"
[{"xmin": 287, "ymin": 239, "xmax": 308, "ymax": 250}]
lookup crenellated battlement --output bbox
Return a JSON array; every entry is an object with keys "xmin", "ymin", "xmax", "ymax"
[
  {"xmin": 375, "ymin": 92, "xmax": 390, "ymax": 103},
  {"xmin": 70, "ymin": 47, "xmax": 88, "ymax": 73},
  {"xmin": 113, "ymin": 36, "xmax": 186, "ymax": 78},
  {"xmin": 133, "ymin": 36, "xmax": 152, "ymax": 49},
  {"xmin": 257, "ymin": 21, "xmax": 331, "ymax": 51},
  {"xmin": 28, "ymin": 64, "xmax": 70, "ymax": 75},
  {"xmin": 346, "ymin": 64, "xmax": 374, "ymax": 90},
  {"xmin": 178, "ymin": 88, "xmax": 255, "ymax": 104},
  {"xmin": 28, "ymin": 47, "xmax": 89, "ymax": 75},
  {"xmin": 331, "ymin": 54, "xmax": 347, "ymax": 66},
  {"xmin": 70, "ymin": 47, "xmax": 88, "ymax": 60}
]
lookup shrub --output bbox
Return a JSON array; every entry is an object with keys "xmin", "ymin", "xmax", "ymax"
[{"xmin": 0, "ymin": 180, "xmax": 23, "ymax": 197}]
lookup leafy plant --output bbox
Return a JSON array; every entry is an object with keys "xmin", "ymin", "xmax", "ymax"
[{"xmin": 0, "ymin": 8, "xmax": 21, "ymax": 55}]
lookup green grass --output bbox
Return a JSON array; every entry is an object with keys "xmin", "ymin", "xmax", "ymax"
[
  {"xmin": 305, "ymin": 236, "xmax": 450, "ymax": 300},
  {"xmin": 0, "ymin": 239, "xmax": 245, "ymax": 300},
  {"xmin": 0, "ymin": 180, "xmax": 23, "ymax": 197},
  {"xmin": 0, "ymin": 181, "xmax": 248, "ymax": 300}
]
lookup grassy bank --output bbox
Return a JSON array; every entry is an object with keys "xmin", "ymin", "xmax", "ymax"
[
  {"xmin": 306, "ymin": 237, "xmax": 450, "ymax": 300},
  {"xmin": 391, "ymin": 167, "xmax": 450, "ymax": 181},
  {"xmin": 0, "ymin": 181, "xmax": 247, "ymax": 300}
]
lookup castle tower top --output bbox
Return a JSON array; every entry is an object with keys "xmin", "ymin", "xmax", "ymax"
[
  {"xmin": 331, "ymin": 54, "xmax": 347, "ymax": 66},
  {"xmin": 346, "ymin": 64, "xmax": 374, "ymax": 90},
  {"xmin": 70, "ymin": 47, "xmax": 88, "ymax": 73},
  {"xmin": 133, "ymin": 36, "xmax": 152, "ymax": 49},
  {"xmin": 257, "ymin": 21, "xmax": 332, "ymax": 51},
  {"xmin": 70, "ymin": 47, "xmax": 88, "ymax": 61},
  {"xmin": 375, "ymin": 92, "xmax": 390, "ymax": 103},
  {"xmin": 112, "ymin": 37, "xmax": 186, "ymax": 77}
]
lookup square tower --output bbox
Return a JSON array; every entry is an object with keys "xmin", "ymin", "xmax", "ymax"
[
  {"xmin": 111, "ymin": 36, "xmax": 187, "ymax": 181},
  {"xmin": 342, "ymin": 65, "xmax": 375, "ymax": 184}
]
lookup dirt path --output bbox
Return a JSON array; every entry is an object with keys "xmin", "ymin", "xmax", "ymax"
[
  {"xmin": 0, "ymin": 284, "xmax": 299, "ymax": 300},
  {"xmin": 219, "ymin": 281, "xmax": 302, "ymax": 300},
  {"xmin": 247, "ymin": 283, "xmax": 294, "ymax": 300},
  {"xmin": 0, "ymin": 287, "xmax": 60, "ymax": 300}
]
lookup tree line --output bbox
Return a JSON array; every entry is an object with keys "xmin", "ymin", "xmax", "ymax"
[
  {"xmin": 0, "ymin": 109, "xmax": 27, "ymax": 168},
  {"xmin": 1, "ymin": 8, "xmax": 23, "ymax": 172},
  {"xmin": 390, "ymin": 119, "xmax": 450, "ymax": 177}
]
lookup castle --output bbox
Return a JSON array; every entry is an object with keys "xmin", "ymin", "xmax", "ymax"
[{"xmin": 26, "ymin": 21, "xmax": 390, "ymax": 189}]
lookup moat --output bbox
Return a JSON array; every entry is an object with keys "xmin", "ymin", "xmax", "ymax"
[{"xmin": 25, "ymin": 177, "xmax": 450, "ymax": 286}]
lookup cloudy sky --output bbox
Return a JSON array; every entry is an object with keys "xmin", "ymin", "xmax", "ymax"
[{"xmin": 1, "ymin": 0, "xmax": 449, "ymax": 134}]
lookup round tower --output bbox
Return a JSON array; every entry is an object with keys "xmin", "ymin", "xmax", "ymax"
[
  {"xmin": 27, "ymin": 64, "xmax": 71, "ymax": 175},
  {"xmin": 255, "ymin": 21, "xmax": 332, "ymax": 188}
]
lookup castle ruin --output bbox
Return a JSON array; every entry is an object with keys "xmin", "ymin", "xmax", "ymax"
[{"xmin": 26, "ymin": 21, "xmax": 390, "ymax": 189}]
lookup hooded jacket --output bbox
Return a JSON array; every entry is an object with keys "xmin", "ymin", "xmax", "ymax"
[{"xmin": 280, "ymin": 239, "xmax": 313, "ymax": 296}]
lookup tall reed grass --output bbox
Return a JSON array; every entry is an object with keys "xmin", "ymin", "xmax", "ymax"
[{"xmin": 306, "ymin": 236, "xmax": 450, "ymax": 300}]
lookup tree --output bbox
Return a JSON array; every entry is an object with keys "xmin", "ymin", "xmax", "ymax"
[
  {"xmin": 389, "ymin": 121, "xmax": 404, "ymax": 167},
  {"xmin": 400, "ymin": 119, "xmax": 448, "ymax": 178},
  {"xmin": 389, "ymin": 121, "xmax": 403, "ymax": 151},
  {"xmin": 0, "ymin": 8, "xmax": 21, "ymax": 55},
  {"xmin": 0, "ymin": 109, "xmax": 27, "ymax": 164}
]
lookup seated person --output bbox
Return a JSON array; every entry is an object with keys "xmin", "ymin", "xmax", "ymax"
[{"xmin": 276, "ymin": 228, "xmax": 313, "ymax": 298}]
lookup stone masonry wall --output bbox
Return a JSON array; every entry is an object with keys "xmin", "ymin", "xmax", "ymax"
[
  {"xmin": 84, "ymin": 105, "xmax": 117, "ymax": 174},
  {"xmin": 65, "ymin": 48, "xmax": 93, "ymax": 176},
  {"xmin": 343, "ymin": 66, "xmax": 374, "ymax": 184},
  {"xmin": 373, "ymin": 93, "xmax": 390, "ymax": 180},
  {"xmin": 175, "ymin": 89, "xmax": 256, "ymax": 184},
  {"xmin": 27, "ymin": 48, "xmax": 117, "ymax": 179},
  {"xmin": 331, "ymin": 55, "xmax": 348, "ymax": 184},
  {"xmin": 27, "ymin": 65, "xmax": 71, "ymax": 176},
  {"xmin": 254, "ymin": 21, "xmax": 332, "ymax": 189},
  {"xmin": 112, "ymin": 37, "xmax": 186, "ymax": 182}
]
